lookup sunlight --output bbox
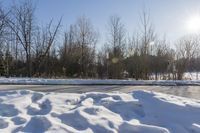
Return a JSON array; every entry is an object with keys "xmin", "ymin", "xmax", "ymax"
[{"xmin": 186, "ymin": 15, "xmax": 200, "ymax": 33}]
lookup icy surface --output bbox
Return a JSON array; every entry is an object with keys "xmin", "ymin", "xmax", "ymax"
[{"xmin": 0, "ymin": 90, "xmax": 199, "ymax": 133}]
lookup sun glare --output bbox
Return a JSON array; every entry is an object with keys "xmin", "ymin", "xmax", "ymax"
[{"xmin": 186, "ymin": 15, "xmax": 200, "ymax": 33}]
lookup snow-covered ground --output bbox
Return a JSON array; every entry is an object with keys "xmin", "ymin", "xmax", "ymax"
[
  {"xmin": 1, "ymin": 77, "xmax": 200, "ymax": 85},
  {"xmin": 0, "ymin": 90, "xmax": 199, "ymax": 133},
  {"xmin": 183, "ymin": 72, "xmax": 200, "ymax": 80},
  {"xmin": 0, "ymin": 72, "xmax": 199, "ymax": 86}
]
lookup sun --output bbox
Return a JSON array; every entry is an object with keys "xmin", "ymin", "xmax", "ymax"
[{"xmin": 186, "ymin": 15, "xmax": 200, "ymax": 33}]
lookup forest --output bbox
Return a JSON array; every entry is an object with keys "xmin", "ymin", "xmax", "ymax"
[{"xmin": 0, "ymin": 1, "xmax": 199, "ymax": 80}]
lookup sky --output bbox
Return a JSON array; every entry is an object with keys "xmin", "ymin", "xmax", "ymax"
[{"xmin": 3, "ymin": 0, "xmax": 200, "ymax": 47}]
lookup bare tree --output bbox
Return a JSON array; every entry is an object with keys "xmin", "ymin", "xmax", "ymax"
[
  {"xmin": 34, "ymin": 18, "xmax": 62, "ymax": 76},
  {"xmin": 125, "ymin": 33, "xmax": 142, "ymax": 80},
  {"xmin": 75, "ymin": 16, "xmax": 98, "ymax": 77},
  {"xmin": 152, "ymin": 38, "xmax": 174, "ymax": 80},
  {"xmin": 106, "ymin": 15, "xmax": 126, "ymax": 79},
  {"xmin": 139, "ymin": 9, "xmax": 156, "ymax": 79},
  {"xmin": 0, "ymin": 5, "xmax": 13, "ymax": 77},
  {"xmin": 7, "ymin": 1, "xmax": 35, "ymax": 77},
  {"xmin": 175, "ymin": 35, "xmax": 200, "ymax": 79}
]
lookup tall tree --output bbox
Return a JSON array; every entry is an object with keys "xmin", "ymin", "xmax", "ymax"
[
  {"xmin": 139, "ymin": 9, "xmax": 156, "ymax": 79},
  {"xmin": 35, "ymin": 18, "xmax": 62, "ymax": 76},
  {"xmin": 75, "ymin": 16, "xmax": 98, "ymax": 77},
  {"xmin": 7, "ymin": 0, "xmax": 35, "ymax": 77},
  {"xmin": 106, "ymin": 15, "xmax": 126, "ymax": 79}
]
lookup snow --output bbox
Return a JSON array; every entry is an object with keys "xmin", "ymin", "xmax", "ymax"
[
  {"xmin": 183, "ymin": 72, "xmax": 200, "ymax": 80},
  {"xmin": 0, "ymin": 90, "xmax": 199, "ymax": 133},
  {"xmin": 1, "ymin": 77, "xmax": 200, "ymax": 85}
]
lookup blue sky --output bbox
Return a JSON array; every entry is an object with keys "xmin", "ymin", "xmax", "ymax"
[{"xmin": 3, "ymin": 0, "xmax": 200, "ymax": 46}]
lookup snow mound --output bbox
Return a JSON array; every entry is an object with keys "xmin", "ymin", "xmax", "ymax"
[{"xmin": 0, "ymin": 90, "xmax": 199, "ymax": 133}]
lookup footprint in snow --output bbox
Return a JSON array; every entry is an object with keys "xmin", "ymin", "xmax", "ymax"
[
  {"xmin": 0, "ymin": 104, "xmax": 19, "ymax": 117},
  {"xmin": 20, "ymin": 116, "xmax": 51, "ymax": 133},
  {"xmin": 11, "ymin": 116, "xmax": 27, "ymax": 125},
  {"xmin": 31, "ymin": 93, "xmax": 44, "ymax": 103},
  {"xmin": 27, "ymin": 99, "xmax": 52, "ymax": 115},
  {"xmin": 0, "ymin": 119, "xmax": 8, "ymax": 129}
]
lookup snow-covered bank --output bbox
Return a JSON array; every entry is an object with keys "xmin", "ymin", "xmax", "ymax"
[
  {"xmin": 0, "ymin": 90, "xmax": 199, "ymax": 133},
  {"xmin": 1, "ymin": 77, "xmax": 200, "ymax": 85}
]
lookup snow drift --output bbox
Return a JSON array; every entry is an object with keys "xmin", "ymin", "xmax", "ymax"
[{"xmin": 0, "ymin": 90, "xmax": 199, "ymax": 133}]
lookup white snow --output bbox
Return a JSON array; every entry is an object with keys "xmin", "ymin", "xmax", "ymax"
[
  {"xmin": 1, "ymin": 77, "xmax": 200, "ymax": 85},
  {"xmin": 0, "ymin": 90, "xmax": 199, "ymax": 133},
  {"xmin": 183, "ymin": 72, "xmax": 200, "ymax": 80}
]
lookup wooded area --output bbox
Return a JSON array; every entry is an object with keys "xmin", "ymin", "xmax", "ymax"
[{"xmin": 0, "ymin": 1, "xmax": 199, "ymax": 80}]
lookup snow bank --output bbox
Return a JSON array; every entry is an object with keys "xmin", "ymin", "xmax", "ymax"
[
  {"xmin": 1, "ymin": 77, "xmax": 200, "ymax": 85},
  {"xmin": 0, "ymin": 90, "xmax": 199, "ymax": 133}
]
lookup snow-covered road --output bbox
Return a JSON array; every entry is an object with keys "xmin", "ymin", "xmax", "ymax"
[{"xmin": 0, "ymin": 85, "xmax": 199, "ymax": 100}]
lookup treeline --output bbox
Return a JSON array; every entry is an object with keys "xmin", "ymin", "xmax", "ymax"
[{"xmin": 0, "ymin": 1, "xmax": 199, "ymax": 80}]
